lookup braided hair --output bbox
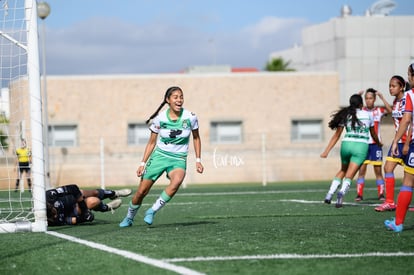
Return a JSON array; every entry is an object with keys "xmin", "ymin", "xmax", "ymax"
[
  {"xmin": 328, "ymin": 94, "xmax": 363, "ymax": 130},
  {"xmin": 145, "ymin": 86, "xmax": 183, "ymax": 125}
]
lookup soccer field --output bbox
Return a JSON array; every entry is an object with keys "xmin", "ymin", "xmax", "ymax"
[{"xmin": 1, "ymin": 181, "xmax": 414, "ymax": 275}]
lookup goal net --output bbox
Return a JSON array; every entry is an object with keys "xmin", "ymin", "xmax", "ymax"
[{"xmin": 0, "ymin": 0, "xmax": 47, "ymax": 232}]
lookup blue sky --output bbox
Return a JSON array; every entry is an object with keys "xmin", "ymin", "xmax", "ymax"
[{"xmin": 41, "ymin": 0, "xmax": 414, "ymax": 75}]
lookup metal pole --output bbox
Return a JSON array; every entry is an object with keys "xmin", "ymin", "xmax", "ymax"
[
  {"xmin": 261, "ymin": 133, "xmax": 267, "ymax": 186},
  {"xmin": 100, "ymin": 137, "xmax": 105, "ymax": 189},
  {"xmin": 40, "ymin": 19, "xmax": 50, "ymax": 189},
  {"xmin": 38, "ymin": 1, "xmax": 51, "ymax": 189}
]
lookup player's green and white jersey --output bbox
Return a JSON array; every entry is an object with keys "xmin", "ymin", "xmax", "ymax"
[
  {"xmin": 342, "ymin": 109, "xmax": 374, "ymax": 143},
  {"xmin": 149, "ymin": 108, "xmax": 199, "ymax": 156}
]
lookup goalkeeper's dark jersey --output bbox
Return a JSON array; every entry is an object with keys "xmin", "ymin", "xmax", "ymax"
[{"xmin": 46, "ymin": 185, "xmax": 81, "ymax": 226}]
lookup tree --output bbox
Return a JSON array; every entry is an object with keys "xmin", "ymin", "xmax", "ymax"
[
  {"xmin": 265, "ymin": 57, "xmax": 295, "ymax": 72},
  {"xmin": 0, "ymin": 114, "xmax": 9, "ymax": 150}
]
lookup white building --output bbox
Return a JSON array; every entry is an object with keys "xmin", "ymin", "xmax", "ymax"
[
  {"xmin": 270, "ymin": 2, "xmax": 414, "ymax": 105},
  {"xmin": 0, "ymin": 87, "xmax": 10, "ymax": 118}
]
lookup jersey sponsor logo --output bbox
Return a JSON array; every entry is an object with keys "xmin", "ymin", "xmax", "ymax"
[
  {"xmin": 169, "ymin": 129, "xmax": 182, "ymax": 138},
  {"xmin": 160, "ymin": 122, "xmax": 167, "ymax": 129},
  {"xmin": 408, "ymin": 152, "xmax": 414, "ymax": 166}
]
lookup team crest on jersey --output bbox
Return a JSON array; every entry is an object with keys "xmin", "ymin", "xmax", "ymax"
[{"xmin": 182, "ymin": 120, "xmax": 189, "ymax": 129}]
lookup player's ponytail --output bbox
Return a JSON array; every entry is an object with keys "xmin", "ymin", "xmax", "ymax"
[
  {"xmin": 328, "ymin": 94, "xmax": 363, "ymax": 130},
  {"xmin": 145, "ymin": 86, "xmax": 182, "ymax": 124},
  {"xmin": 145, "ymin": 102, "xmax": 166, "ymax": 125},
  {"xmin": 348, "ymin": 94, "xmax": 363, "ymax": 130}
]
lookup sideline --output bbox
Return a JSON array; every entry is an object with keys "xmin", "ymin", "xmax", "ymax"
[
  {"xmin": 46, "ymin": 231, "xmax": 205, "ymax": 275},
  {"xmin": 164, "ymin": 251, "xmax": 414, "ymax": 262}
]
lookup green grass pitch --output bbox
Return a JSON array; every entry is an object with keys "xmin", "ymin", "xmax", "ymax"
[{"xmin": 1, "ymin": 181, "xmax": 414, "ymax": 275}]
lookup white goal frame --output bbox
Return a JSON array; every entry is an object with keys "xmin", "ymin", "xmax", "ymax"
[{"xmin": 0, "ymin": 0, "xmax": 47, "ymax": 233}]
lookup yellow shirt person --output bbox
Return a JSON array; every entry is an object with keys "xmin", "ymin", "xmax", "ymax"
[{"xmin": 15, "ymin": 140, "xmax": 32, "ymax": 192}]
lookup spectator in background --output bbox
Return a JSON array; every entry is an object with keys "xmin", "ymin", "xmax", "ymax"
[{"xmin": 14, "ymin": 139, "xmax": 31, "ymax": 192}]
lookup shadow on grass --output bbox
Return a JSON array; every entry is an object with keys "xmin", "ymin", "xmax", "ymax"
[{"xmin": 146, "ymin": 220, "xmax": 218, "ymax": 228}]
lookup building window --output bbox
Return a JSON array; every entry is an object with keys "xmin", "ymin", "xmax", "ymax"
[
  {"xmin": 128, "ymin": 123, "xmax": 150, "ymax": 145},
  {"xmin": 210, "ymin": 121, "xmax": 243, "ymax": 144},
  {"xmin": 48, "ymin": 125, "xmax": 78, "ymax": 147},
  {"xmin": 291, "ymin": 119, "xmax": 323, "ymax": 142}
]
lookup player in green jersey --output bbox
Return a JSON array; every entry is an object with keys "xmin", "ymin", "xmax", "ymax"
[
  {"xmin": 120, "ymin": 86, "xmax": 204, "ymax": 227},
  {"xmin": 321, "ymin": 94, "xmax": 381, "ymax": 208}
]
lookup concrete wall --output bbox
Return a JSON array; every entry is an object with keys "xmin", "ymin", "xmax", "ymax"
[{"xmin": 5, "ymin": 72, "xmax": 403, "ymax": 188}]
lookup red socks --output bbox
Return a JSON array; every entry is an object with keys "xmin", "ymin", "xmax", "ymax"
[
  {"xmin": 384, "ymin": 173, "xmax": 395, "ymax": 204},
  {"xmin": 395, "ymin": 186, "xmax": 413, "ymax": 225}
]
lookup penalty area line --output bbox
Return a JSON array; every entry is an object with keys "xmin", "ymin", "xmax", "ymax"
[
  {"xmin": 46, "ymin": 231, "xmax": 205, "ymax": 275},
  {"xmin": 163, "ymin": 251, "xmax": 414, "ymax": 262}
]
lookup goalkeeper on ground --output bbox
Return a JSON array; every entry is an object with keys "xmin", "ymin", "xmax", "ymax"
[{"xmin": 46, "ymin": 184, "xmax": 131, "ymax": 226}]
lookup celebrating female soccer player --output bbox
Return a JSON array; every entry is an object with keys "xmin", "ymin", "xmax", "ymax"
[
  {"xmin": 321, "ymin": 94, "xmax": 381, "ymax": 208},
  {"xmin": 355, "ymin": 88, "xmax": 392, "ymax": 201},
  {"xmin": 385, "ymin": 64, "xmax": 414, "ymax": 232},
  {"xmin": 120, "ymin": 86, "xmax": 204, "ymax": 227}
]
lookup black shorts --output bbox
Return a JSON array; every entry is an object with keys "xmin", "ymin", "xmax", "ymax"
[{"xmin": 18, "ymin": 162, "xmax": 30, "ymax": 174}]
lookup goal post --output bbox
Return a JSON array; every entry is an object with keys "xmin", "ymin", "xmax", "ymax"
[{"xmin": 0, "ymin": 0, "xmax": 47, "ymax": 233}]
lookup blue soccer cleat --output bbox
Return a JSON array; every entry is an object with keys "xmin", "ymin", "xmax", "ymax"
[
  {"xmin": 384, "ymin": 218, "xmax": 403, "ymax": 233},
  {"xmin": 144, "ymin": 208, "xmax": 156, "ymax": 225},
  {"xmin": 119, "ymin": 217, "xmax": 133, "ymax": 228},
  {"xmin": 335, "ymin": 192, "xmax": 344, "ymax": 208}
]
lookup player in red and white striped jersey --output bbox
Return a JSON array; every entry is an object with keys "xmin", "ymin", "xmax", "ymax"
[
  {"xmin": 355, "ymin": 88, "xmax": 392, "ymax": 201},
  {"xmin": 384, "ymin": 64, "xmax": 414, "ymax": 232},
  {"xmin": 375, "ymin": 75, "xmax": 411, "ymax": 212}
]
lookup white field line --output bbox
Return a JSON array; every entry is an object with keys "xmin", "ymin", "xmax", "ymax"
[
  {"xmin": 163, "ymin": 252, "xmax": 414, "ymax": 262},
  {"xmin": 46, "ymin": 231, "xmax": 205, "ymax": 275},
  {"xmin": 280, "ymin": 199, "xmax": 382, "ymax": 207},
  {"xmin": 178, "ymin": 189, "xmax": 327, "ymax": 196},
  {"xmin": 44, "ymin": 187, "xmax": 393, "ymax": 273}
]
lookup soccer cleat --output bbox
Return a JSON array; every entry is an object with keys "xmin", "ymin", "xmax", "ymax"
[
  {"xmin": 375, "ymin": 202, "xmax": 396, "ymax": 212},
  {"xmin": 384, "ymin": 218, "xmax": 403, "ymax": 232},
  {"xmin": 335, "ymin": 192, "xmax": 344, "ymax": 208},
  {"xmin": 378, "ymin": 194, "xmax": 385, "ymax": 201},
  {"xmin": 324, "ymin": 193, "xmax": 333, "ymax": 204},
  {"xmin": 111, "ymin": 189, "xmax": 132, "ymax": 200},
  {"xmin": 144, "ymin": 208, "xmax": 156, "ymax": 225},
  {"xmin": 119, "ymin": 217, "xmax": 134, "ymax": 227},
  {"xmin": 355, "ymin": 195, "xmax": 363, "ymax": 202},
  {"xmin": 107, "ymin": 199, "xmax": 122, "ymax": 213}
]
